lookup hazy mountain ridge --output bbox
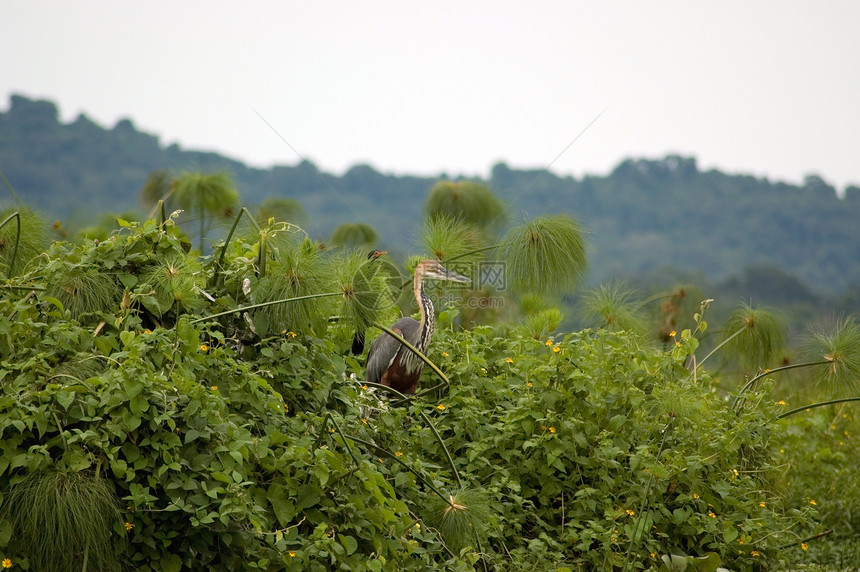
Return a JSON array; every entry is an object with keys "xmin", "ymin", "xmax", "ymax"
[{"xmin": 2, "ymin": 94, "xmax": 859, "ymax": 297}]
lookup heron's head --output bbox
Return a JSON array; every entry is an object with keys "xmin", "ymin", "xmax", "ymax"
[
  {"xmin": 366, "ymin": 249, "xmax": 387, "ymax": 260},
  {"xmin": 416, "ymin": 260, "xmax": 471, "ymax": 284}
]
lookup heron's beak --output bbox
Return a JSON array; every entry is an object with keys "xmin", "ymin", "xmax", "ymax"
[{"xmin": 444, "ymin": 269, "xmax": 471, "ymax": 284}]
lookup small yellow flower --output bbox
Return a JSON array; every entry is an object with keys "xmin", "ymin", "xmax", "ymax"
[
  {"xmin": 759, "ymin": 502, "xmax": 766, "ymax": 508},
  {"xmin": 526, "ymin": 382, "xmax": 533, "ymax": 387},
  {"xmin": 693, "ymin": 493, "xmax": 700, "ymax": 499},
  {"xmin": 626, "ymin": 509, "xmax": 635, "ymax": 516},
  {"xmin": 210, "ymin": 385, "xmax": 217, "ymax": 390},
  {"xmin": 809, "ymin": 499, "xmax": 817, "ymax": 505},
  {"xmin": 505, "ymin": 357, "xmax": 513, "ymax": 363},
  {"xmin": 777, "ymin": 400, "xmax": 787, "ymax": 405},
  {"xmin": 738, "ymin": 539, "xmax": 744, "ymax": 544},
  {"xmin": 288, "ymin": 551, "xmax": 296, "ymax": 557},
  {"xmin": 545, "ymin": 339, "xmax": 553, "ymax": 347},
  {"xmin": 764, "ymin": 368, "xmax": 771, "ymax": 373},
  {"xmin": 287, "ymin": 331, "xmax": 297, "ymax": 338},
  {"xmin": 650, "ymin": 552, "xmax": 657, "ymax": 558},
  {"xmin": 552, "ymin": 345, "xmax": 560, "ymax": 353},
  {"xmin": 283, "ymin": 403, "xmax": 289, "ymax": 413},
  {"xmin": 125, "ymin": 521, "xmax": 134, "ymax": 531},
  {"xmin": 751, "ymin": 550, "xmax": 760, "ymax": 557},
  {"xmin": 200, "ymin": 344, "xmax": 209, "ymax": 352},
  {"xmin": 675, "ymin": 342, "xmax": 682, "ymax": 347},
  {"xmin": 442, "ymin": 351, "xmax": 449, "ymax": 357},
  {"xmin": 732, "ymin": 468, "xmax": 739, "ymax": 477},
  {"xmin": 362, "ymin": 384, "xmax": 368, "ymax": 391},
  {"xmin": 481, "ymin": 367, "xmax": 487, "ymax": 374},
  {"xmin": 708, "ymin": 511, "xmax": 716, "ymax": 518},
  {"xmin": 361, "ymin": 418, "xmax": 368, "ymax": 425},
  {"xmin": 549, "ymin": 427, "xmax": 556, "ymax": 434},
  {"xmin": 801, "ymin": 543, "xmax": 808, "ymax": 551},
  {"xmin": 2, "ymin": 558, "xmax": 12, "ymax": 568},
  {"xmin": 144, "ymin": 329, "xmax": 152, "ymax": 334},
  {"xmin": 395, "ymin": 451, "xmax": 403, "ymax": 457},
  {"xmin": 436, "ymin": 404, "xmax": 446, "ymax": 411},
  {"xmin": 670, "ymin": 330, "xmax": 676, "ymax": 337}
]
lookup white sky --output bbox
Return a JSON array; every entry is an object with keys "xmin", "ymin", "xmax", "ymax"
[{"xmin": 3, "ymin": 1, "xmax": 859, "ymax": 191}]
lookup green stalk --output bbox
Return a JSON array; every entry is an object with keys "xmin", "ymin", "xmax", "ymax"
[
  {"xmin": 348, "ymin": 435, "xmax": 451, "ymax": 505},
  {"xmin": 360, "ymin": 381, "xmax": 410, "ymax": 399},
  {"xmin": 156, "ymin": 199, "xmax": 166, "ymax": 228},
  {"xmin": 0, "ymin": 169, "xmax": 23, "ymax": 204},
  {"xmin": 732, "ymin": 359, "xmax": 831, "ymax": 413},
  {"xmin": 199, "ymin": 208, "xmax": 206, "ymax": 253},
  {"xmin": 259, "ymin": 230, "xmax": 268, "ymax": 279},
  {"xmin": 740, "ymin": 360, "xmax": 830, "ymax": 393},
  {"xmin": 778, "ymin": 529, "xmax": 833, "ymax": 550},
  {"xmin": 190, "ymin": 291, "xmax": 343, "ymax": 324},
  {"xmin": 632, "ymin": 290, "xmax": 683, "ymax": 312},
  {"xmin": 776, "ymin": 397, "xmax": 860, "ymax": 420},
  {"xmin": 623, "ymin": 418, "xmax": 673, "ymax": 572},
  {"xmin": 210, "ymin": 207, "xmax": 261, "ymax": 288},
  {"xmin": 420, "ymin": 411, "xmax": 462, "ymax": 489},
  {"xmin": 0, "ymin": 211, "xmax": 21, "ymax": 279},
  {"xmin": 696, "ymin": 327, "xmax": 743, "ymax": 371}
]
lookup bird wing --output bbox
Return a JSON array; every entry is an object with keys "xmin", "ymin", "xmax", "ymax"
[{"xmin": 366, "ymin": 317, "xmax": 420, "ymax": 383}]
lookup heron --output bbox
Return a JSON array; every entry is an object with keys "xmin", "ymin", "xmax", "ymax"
[
  {"xmin": 366, "ymin": 260, "xmax": 470, "ymax": 395},
  {"xmin": 350, "ymin": 249, "xmax": 388, "ymax": 355}
]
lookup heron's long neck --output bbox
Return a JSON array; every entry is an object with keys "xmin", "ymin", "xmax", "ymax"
[{"xmin": 414, "ymin": 273, "xmax": 435, "ymax": 353}]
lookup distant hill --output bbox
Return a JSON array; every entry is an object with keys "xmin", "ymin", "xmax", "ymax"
[{"xmin": 2, "ymin": 94, "xmax": 859, "ymax": 298}]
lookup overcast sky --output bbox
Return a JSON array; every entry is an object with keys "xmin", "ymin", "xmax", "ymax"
[{"xmin": 3, "ymin": 1, "xmax": 859, "ymax": 191}]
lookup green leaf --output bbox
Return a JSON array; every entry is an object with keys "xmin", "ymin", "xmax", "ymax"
[
  {"xmin": 672, "ymin": 507, "xmax": 692, "ymax": 525},
  {"xmin": 691, "ymin": 552, "xmax": 722, "ymax": 572},
  {"xmin": 117, "ymin": 272, "xmax": 138, "ymax": 289},
  {"xmin": 608, "ymin": 414, "xmax": 626, "ymax": 431},
  {"xmin": 43, "ymin": 296, "xmax": 64, "ymax": 311},
  {"xmin": 0, "ymin": 518, "xmax": 12, "ymax": 546},
  {"xmin": 660, "ymin": 554, "xmax": 689, "ymax": 572},
  {"xmin": 120, "ymin": 330, "xmax": 136, "ymax": 347},
  {"xmin": 267, "ymin": 483, "xmax": 296, "ymax": 527},
  {"xmin": 160, "ymin": 553, "xmax": 182, "ymax": 572}
]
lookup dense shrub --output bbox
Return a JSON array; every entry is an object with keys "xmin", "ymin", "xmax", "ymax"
[{"xmin": 0, "ymin": 215, "xmax": 849, "ymax": 570}]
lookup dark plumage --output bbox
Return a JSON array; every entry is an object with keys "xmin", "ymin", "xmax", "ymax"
[{"xmin": 366, "ymin": 260, "xmax": 469, "ymax": 395}]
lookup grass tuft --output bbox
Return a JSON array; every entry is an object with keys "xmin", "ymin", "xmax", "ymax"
[
  {"xmin": 499, "ymin": 215, "xmax": 587, "ymax": 296},
  {"xmin": 0, "ymin": 469, "xmax": 124, "ymax": 572}
]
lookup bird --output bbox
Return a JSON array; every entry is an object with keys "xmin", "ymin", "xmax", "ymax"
[
  {"xmin": 350, "ymin": 249, "xmax": 388, "ymax": 355},
  {"xmin": 366, "ymin": 260, "xmax": 470, "ymax": 395}
]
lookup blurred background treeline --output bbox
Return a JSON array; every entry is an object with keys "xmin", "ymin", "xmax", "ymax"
[{"xmin": 2, "ymin": 94, "xmax": 859, "ymax": 333}]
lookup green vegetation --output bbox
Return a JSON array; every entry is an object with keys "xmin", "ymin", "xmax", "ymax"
[
  {"xmin": 3, "ymin": 95, "xmax": 860, "ymax": 305},
  {"xmin": 1, "ymin": 94, "xmax": 858, "ymax": 570},
  {"xmin": 0, "ymin": 187, "xmax": 856, "ymax": 570}
]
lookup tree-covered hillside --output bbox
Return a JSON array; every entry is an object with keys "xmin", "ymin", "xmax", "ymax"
[{"xmin": 2, "ymin": 94, "xmax": 859, "ymax": 295}]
